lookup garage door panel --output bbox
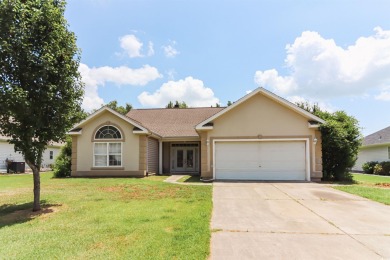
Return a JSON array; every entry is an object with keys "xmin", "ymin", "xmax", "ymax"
[
  {"xmin": 216, "ymin": 171, "xmax": 305, "ymax": 180},
  {"xmin": 217, "ymin": 161, "xmax": 259, "ymax": 170},
  {"xmin": 215, "ymin": 141, "xmax": 306, "ymax": 181}
]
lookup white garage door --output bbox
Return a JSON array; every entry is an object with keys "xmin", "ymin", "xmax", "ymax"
[{"xmin": 215, "ymin": 141, "xmax": 307, "ymax": 180}]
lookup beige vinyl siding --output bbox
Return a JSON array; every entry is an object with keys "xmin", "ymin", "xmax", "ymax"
[
  {"xmin": 147, "ymin": 137, "xmax": 159, "ymax": 174},
  {"xmin": 211, "ymin": 93, "xmax": 314, "ymax": 136},
  {"xmin": 162, "ymin": 142, "xmax": 171, "ymax": 173},
  {"xmin": 75, "ymin": 111, "xmax": 139, "ymax": 172},
  {"xmin": 199, "ymin": 92, "xmax": 322, "ymax": 180}
]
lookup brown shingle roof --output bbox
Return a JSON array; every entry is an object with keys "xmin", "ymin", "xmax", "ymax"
[
  {"xmin": 126, "ymin": 107, "xmax": 225, "ymax": 138},
  {"xmin": 363, "ymin": 126, "xmax": 390, "ymax": 146}
]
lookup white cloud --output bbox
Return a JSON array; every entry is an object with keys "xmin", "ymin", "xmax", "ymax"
[
  {"xmin": 88, "ymin": 65, "xmax": 162, "ymax": 86},
  {"xmin": 162, "ymin": 41, "xmax": 179, "ymax": 58},
  {"xmin": 138, "ymin": 77, "xmax": 219, "ymax": 107},
  {"xmin": 119, "ymin": 34, "xmax": 155, "ymax": 58},
  {"xmin": 147, "ymin": 41, "xmax": 154, "ymax": 56},
  {"xmin": 166, "ymin": 69, "xmax": 177, "ymax": 80},
  {"xmin": 79, "ymin": 63, "xmax": 105, "ymax": 111},
  {"xmin": 246, "ymin": 90, "xmax": 253, "ymax": 94},
  {"xmin": 79, "ymin": 63, "xmax": 162, "ymax": 111},
  {"xmin": 119, "ymin": 34, "xmax": 143, "ymax": 58},
  {"xmin": 375, "ymin": 91, "xmax": 390, "ymax": 101},
  {"xmin": 254, "ymin": 27, "xmax": 390, "ymax": 100}
]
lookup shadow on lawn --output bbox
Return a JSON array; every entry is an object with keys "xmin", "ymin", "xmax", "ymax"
[
  {"xmin": 0, "ymin": 201, "xmax": 60, "ymax": 228},
  {"xmin": 182, "ymin": 176, "xmax": 201, "ymax": 183},
  {"xmin": 322, "ymin": 179, "xmax": 358, "ymax": 185}
]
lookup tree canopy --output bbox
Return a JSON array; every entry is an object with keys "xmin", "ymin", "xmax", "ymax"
[
  {"xmin": 91, "ymin": 100, "xmax": 132, "ymax": 115},
  {"xmin": 102, "ymin": 100, "xmax": 132, "ymax": 114},
  {"xmin": 166, "ymin": 101, "xmax": 188, "ymax": 108},
  {"xmin": 297, "ymin": 102, "xmax": 362, "ymax": 181},
  {"xmin": 0, "ymin": 0, "xmax": 84, "ymax": 211}
]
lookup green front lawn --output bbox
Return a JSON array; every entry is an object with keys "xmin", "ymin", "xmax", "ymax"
[
  {"xmin": 349, "ymin": 173, "xmax": 390, "ymax": 184},
  {"xmin": 334, "ymin": 173, "xmax": 390, "ymax": 205},
  {"xmin": 177, "ymin": 175, "xmax": 202, "ymax": 183},
  {"xmin": 0, "ymin": 173, "xmax": 212, "ymax": 259}
]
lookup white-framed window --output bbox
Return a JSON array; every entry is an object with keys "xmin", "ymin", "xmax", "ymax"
[
  {"xmin": 94, "ymin": 142, "xmax": 122, "ymax": 167},
  {"xmin": 93, "ymin": 125, "xmax": 123, "ymax": 167},
  {"xmin": 95, "ymin": 125, "xmax": 122, "ymax": 139}
]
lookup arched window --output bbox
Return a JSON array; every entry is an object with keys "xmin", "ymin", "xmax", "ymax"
[
  {"xmin": 95, "ymin": 125, "xmax": 122, "ymax": 139},
  {"xmin": 93, "ymin": 125, "xmax": 122, "ymax": 167}
]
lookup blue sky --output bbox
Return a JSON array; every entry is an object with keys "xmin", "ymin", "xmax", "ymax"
[{"xmin": 65, "ymin": 0, "xmax": 390, "ymax": 136}]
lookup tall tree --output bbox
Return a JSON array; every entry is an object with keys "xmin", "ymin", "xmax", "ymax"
[
  {"xmin": 166, "ymin": 101, "xmax": 188, "ymax": 108},
  {"xmin": 297, "ymin": 102, "xmax": 362, "ymax": 181},
  {"xmin": 166, "ymin": 101, "xmax": 174, "ymax": 108},
  {"xmin": 91, "ymin": 100, "xmax": 132, "ymax": 115},
  {"xmin": 105, "ymin": 100, "xmax": 132, "ymax": 114},
  {"xmin": 0, "ymin": 0, "xmax": 84, "ymax": 211}
]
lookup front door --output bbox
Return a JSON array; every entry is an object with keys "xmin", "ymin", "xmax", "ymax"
[
  {"xmin": 184, "ymin": 148, "xmax": 195, "ymax": 171},
  {"xmin": 171, "ymin": 145, "xmax": 198, "ymax": 173}
]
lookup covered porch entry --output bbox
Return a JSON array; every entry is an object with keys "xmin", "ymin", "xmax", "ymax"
[{"xmin": 162, "ymin": 141, "xmax": 200, "ymax": 175}]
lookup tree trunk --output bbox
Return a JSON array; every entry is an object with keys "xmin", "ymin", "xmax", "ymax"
[
  {"xmin": 26, "ymin": 159, "xmax": 41, "ymax": 211},
  {"xmin": 32, "ymin": 167, "xmax": 41, "ymax": 211}
]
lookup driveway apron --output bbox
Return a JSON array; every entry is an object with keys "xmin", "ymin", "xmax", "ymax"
[{"xmin": 211, "ymin": 182, "xmax": 390, "ymax": 259}]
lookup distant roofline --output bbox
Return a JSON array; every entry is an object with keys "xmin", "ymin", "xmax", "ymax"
[
  {"xmin": 362, "ymin": 142, "xmax": 390, "ymax": 148},
  {"xmin": 129, "ymin": 107, "xmax": 226, "ymax": 111},
  {"xmin": 362, "ymin": 125, "xmax": 390, "ymax": 146},
  {"xmin": 364, "ymin": 126, "xmax": 390, "ymax": 137}
]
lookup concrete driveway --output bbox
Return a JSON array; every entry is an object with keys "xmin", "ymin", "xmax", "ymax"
[{"xmin": 211, "ymin": 182, "xmax": 390, "ymax": 259}]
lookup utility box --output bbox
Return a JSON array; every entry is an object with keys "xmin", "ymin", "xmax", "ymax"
[{"xmin": 7, "ymin": 162, "xmax": 25, "ymax": 173}]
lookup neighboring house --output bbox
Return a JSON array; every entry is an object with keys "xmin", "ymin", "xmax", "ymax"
[
  {"xmin": 353, "ymin": 126, "xmax": 390, "ymax": 171},
  {"xmin": 69, "ymin": 88, "xmax": 324, "ymax": 181},
  {"xmin": 0, "ymin": 135, "xmax": 62, "ymax": 172}
]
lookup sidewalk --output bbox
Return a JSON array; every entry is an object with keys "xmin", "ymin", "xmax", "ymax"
[{"xmin": 163, "ymin": 175, "xmax": 211, "ymax": 186}]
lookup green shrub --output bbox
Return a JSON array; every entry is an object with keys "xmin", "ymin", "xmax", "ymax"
[
  {"xmin": 380, "ymin": 161, "xmax": 390, "ymax": 176},
  {"xmin": 362, "ymin": 161, "xmax": 379, "ymax": 174},
  {"xmin": 296, "ymin": 102, "xmax": 362, "ymax": 181},
  {"xmin": 373, "ymin": 164, "xmax": 384, "ymax": 175},
  {"xmin": 318, "ymin": 112, "xmax": 361, "ymax": 181},
  {"xmin": 53, "ymin": 137, "xmax": 72, "ymax": 178}
]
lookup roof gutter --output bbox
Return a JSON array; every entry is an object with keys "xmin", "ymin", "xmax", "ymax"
[{"xmin": 361, "ymin": 143, "xmax": 390, "ymax": 148}]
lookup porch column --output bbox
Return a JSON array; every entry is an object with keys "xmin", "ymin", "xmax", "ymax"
[{"xmin": 159, "ymin": 140, "xmax": 163, "ymax": 174}]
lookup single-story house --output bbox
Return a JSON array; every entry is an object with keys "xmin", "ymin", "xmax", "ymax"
[
  {"xmin": 68, "ymin": 88, "xmax": 324, "ymax": 181},
  {"xmin": 353, "ymin": 126, "xmax": 390, "ymax": 171},
  {"xmin": 0, "ymin": 135, "xmax": 62, "ymax": 172}
]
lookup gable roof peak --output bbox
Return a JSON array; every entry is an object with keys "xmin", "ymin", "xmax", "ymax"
[
  {"xmin": 68, "ymin": 106, "xmax": 149, "ymax": 135},
  {"xmin": 196, "ymin": 87, "xmax": 325, "ymax": 129}
]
